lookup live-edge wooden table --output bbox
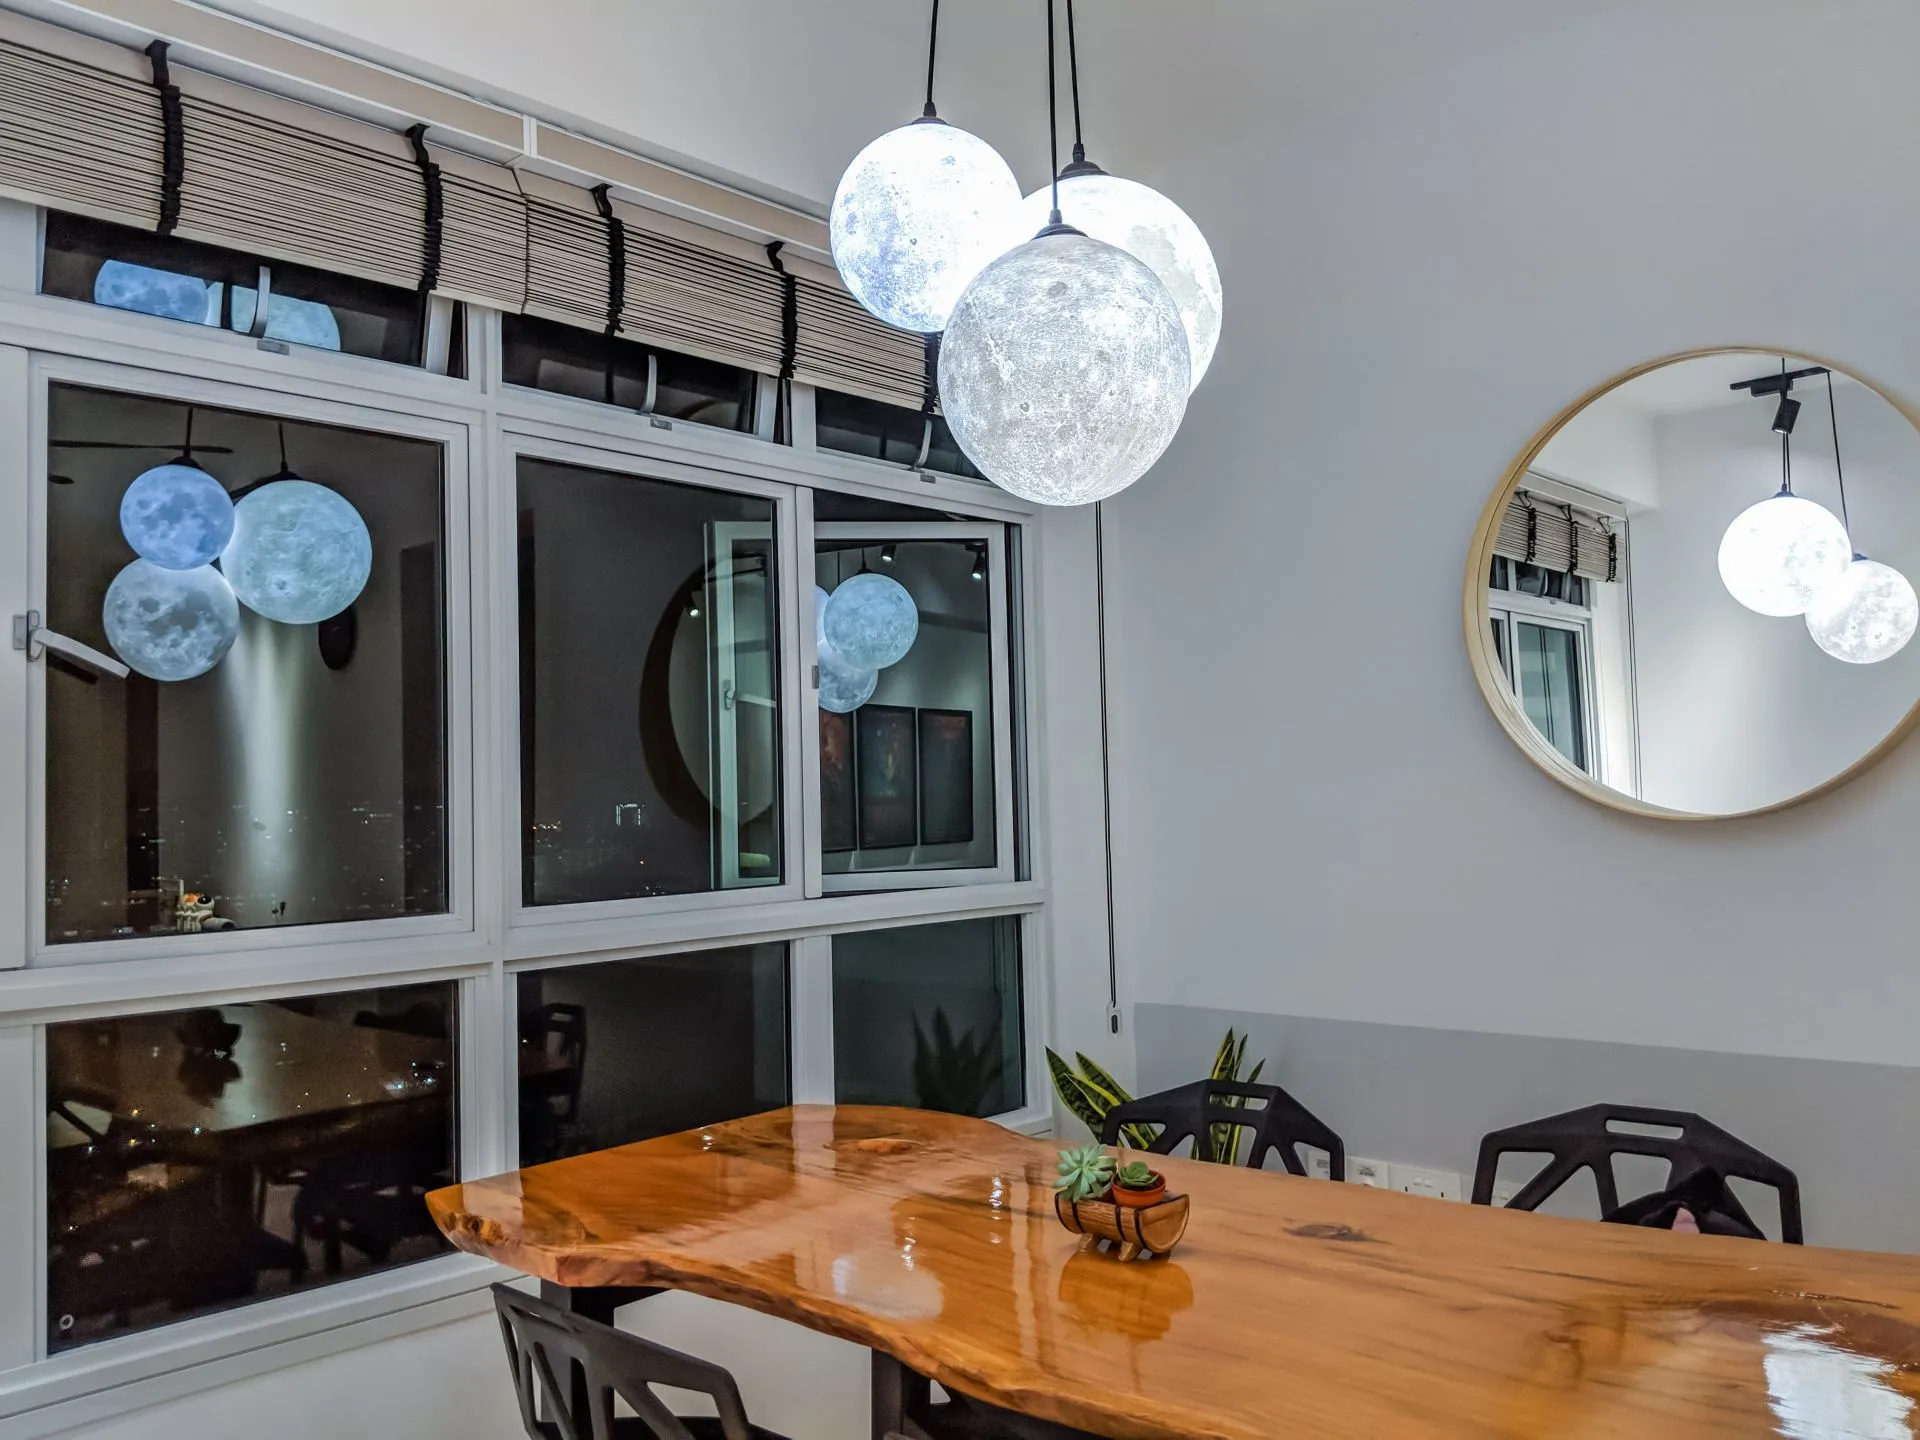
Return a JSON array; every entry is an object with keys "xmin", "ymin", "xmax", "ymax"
[{"xmin": 429, "ymin": 1104, "xmax": 1920, "ymax": 1439}]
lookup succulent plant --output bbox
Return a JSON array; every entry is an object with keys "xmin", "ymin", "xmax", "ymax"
[
  {"xmin": 1114, "ymin": 1157, "xmax": 1158, "ymax": 1189},
  {"xmin": 1055, "ymin": 1144, "xmax": 1116, "ymax": 1203}
]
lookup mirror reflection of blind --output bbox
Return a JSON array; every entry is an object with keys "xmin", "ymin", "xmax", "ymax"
[
  {"xmin": 0, "ymin": 8, "xmax": 914, "ymax": 384},
  {"xmin": 1495, "ymin": 490, "xmax": 1618, "ymax": 581}
]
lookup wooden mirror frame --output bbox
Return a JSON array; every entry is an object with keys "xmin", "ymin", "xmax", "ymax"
[{"xmin": 1463, "ymin": 345, "xmax": 1920, "ymax": 821}]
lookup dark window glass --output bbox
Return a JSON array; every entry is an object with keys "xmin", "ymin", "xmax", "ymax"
[
  {"xmin": 501, "ymin": 313, "xmax": 756, "ymax": 432},
  {"xmin": 1511, "ymin": 559, "xmax": 1588, "ymax": 605},
  {"xmin": 46, "ymin": 385, "xmax": 447, "ymax": 943},
  {"xmin": 814, "ymin": 389, "xmax": 981, "ymax": 480},
  {"xmin": 516, "ymin": 947, "xmax": 787, "ymax": 1165},
  {"xmin": 1489, "ymin": 556, "xmax": 1511, "ymax": 591},
  {"xmin": 42, "ymin": 211, "xmax": 424, "ymax": 364},
  {"xmin": 47, "ymin": 982, "xmax": 456, "ymax": 1351},
  {"xmin": 832, "ymin": 917, "xmax": 1024, "ymax": 1118},
  {"xmin": 519, "ymin": 458, "xmax": 781, "ymax": 905},
  {"xmin": 818, "ymin": 537, "xmax": 995, "ymax": 874}
]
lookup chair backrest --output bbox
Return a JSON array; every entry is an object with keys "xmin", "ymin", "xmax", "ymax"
[
  {"xmin": 1101, "ymin": 1080, "xmax": 1345, "ymax": 1180},
  {"xmin": 1469, "ymin": 1103, "xmax": 1803, "ymax": 1243},
  {"xmin": 491, "ymin": 1284, "xmax": 755, "ymax": 1440}
]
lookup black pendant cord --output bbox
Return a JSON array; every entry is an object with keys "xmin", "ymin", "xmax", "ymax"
[
  {"xmin": 1065, "ymin": 0, "xmax": 1087, "ymax": 166},
  {"xmin": 923, "ymin": 0, "xmax": 941, "ymax": 117},
  {"xmin": 590, "ymin": 184, "xmax": 626, "ymax": 407},
  {"xmin": 144, "ymin": 41, "xmax": 184, "ymax": 236},
  {"xmin": 1095, "ymin": 499, "xmax": 1120, "ymax": 1034},
  {"xmin": 1778, "ymin": 357, "xmax": 1792, "ymax": 495},
  {"xmin": 1827, "ymin": 368, "xmax": 1853, "ymax": 541},
  {"xmin": 1046, "ymin": 0, "xmax": 1062, "ymax": 222},
  {"xmin": 178, "ymin": 404, "xmax": 195, "ymax": 466}
]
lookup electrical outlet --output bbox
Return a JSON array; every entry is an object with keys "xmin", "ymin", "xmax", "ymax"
[
  {"xmin": 1307, "ymin": 1151, "xmax": 1332, "ymax": 1181},
  {"xmin": 1389, "ymin": 1164, "xmax": 1463, "ymax": 1202},
  {"xmin": 1347, "ymin": 1157, "xmax": 1390, "ymax": 1188}
]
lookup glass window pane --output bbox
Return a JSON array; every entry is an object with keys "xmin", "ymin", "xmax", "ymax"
[
  {"xmin": 814, "ymin": 389, "xmax": 982, "ymax": 480},
  {"xmin": 1516, "ymin": 621, "xmax": 1587, "ymax": 771},
  {"xmin": 519, "ymin": 458, "xmax": 782, "ymax": 905},
  {"xmin": 47, "ymin": 982, "xmax": 456, "ymax": 1351},
  {"xmin": 516, "ymin": 946, "xmax": 787, "ymax": 1165},
  {"xmin": 46, "ymin": 385, "xmax": 447, "ymax": 944},
  {"xmin": 501, "ymin": 314, "xmax": 757, "ymax": 431},
  {"xmin": 832, "ymin": 917, "xmax": 1024, "ymax": 1117},
  {"xmin": 42, "ymin": 212, "xmax": 424, "ymax": 364},
  {"xmin": 818, "ymin": 538, "xmax": 995, "ymax": 874}
]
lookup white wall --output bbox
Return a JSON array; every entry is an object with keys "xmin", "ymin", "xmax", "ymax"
[
  {"xmin": 1097, "ymin": 0, "xmax": 1920, "ymax": 1074},
  {"xmin": 1630, "ymin": 389, "xmax": 1920, "ymax": 813},
  {"xmin": 1536, "ymin": 400, "xmax": 1658, "ymax": 508}
]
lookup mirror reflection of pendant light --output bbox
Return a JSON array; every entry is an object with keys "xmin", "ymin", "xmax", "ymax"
[
  {"xmin": 829, "ymin": 0, "xmax": 1021, "ymax": 333},
  {"xmin": 222, "ymin": 427, "xmax": 372, "ymax": 625},
  {"xmin": 1805, "ymin": 370, "xmax": 1918, "ymax": 663},
  {"xmin": 938, "ymin": 0, "xmax": 1189, "ymax": 506},
  {"xmin": 1011, "ymin": 0, "xmax": 1223, "ymax": 391},
  {"xmin": 118, "ymin": 408, "xmax": 234, "ymax": 571},
  {"xmin": 1717, "ymin": 363, "xmax": 1850, "ymax": 616}
]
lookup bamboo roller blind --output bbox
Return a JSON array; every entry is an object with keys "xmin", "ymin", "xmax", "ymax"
[{"xmin": 0, "ymin": 10, "xmax": 925, "ymax": 405}]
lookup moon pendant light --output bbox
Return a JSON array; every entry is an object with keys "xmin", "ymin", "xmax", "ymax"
[
  {"xmin": 120, "ymin": 462, "xmax": 234, "ymax": 570},
  {"xmin": 829, "ymin": 0, "xmax": 1021, "ymax": 333},
  {"xmin": 223, "ymin": 478, "xmax": 372, "ymax": 625},
  {"xmin": 102, "ymin": 559, "xmax": 240, "ymax": 681},
  {"xmin": 1803, "ymin": 371, "xmax": 1918, "ymax": 663}
]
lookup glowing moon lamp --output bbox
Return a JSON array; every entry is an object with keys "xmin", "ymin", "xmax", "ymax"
[
  {"xmin": 822, "ymin": 573, "xmax": 918, "ymax": 670},
  {"xmin": 93, "ymin": 259, "xmax": 210, "ymax": 324},
  {"xmin": 1017, "ymin": 172, "xmax": 1223, "ymax": 390},
  {"xmin": 818, "ymin": 651, "xmax": 879, "ymax": 714},
  {"xmin": 1806, "ymin": 557, "xmax": 1919, "ymax": 663},
  {"xmin": 814, "ymin": 585, "xmax": 836, "ymax": 658},
  {"xmin": 830, "ymin": 119, "xmax": 1022, "ymax": 333},
  {"xmin": 940, "ymin": 229, "xmax": 1189, "ymax": 506},
  {"xmin": 1716, "ymin": 491, "xmax": 1851, "ymax": 617},
  {"xmin": 102, "ymin": 559, "xmax": 239, "ymax": 681},
  {"xmin": 119, "ymin": 463, "xmax": 234, "ymax": 571},
  {"xmin": 223, "ymin": 479, "xmax": 372, "ymax": 624}
]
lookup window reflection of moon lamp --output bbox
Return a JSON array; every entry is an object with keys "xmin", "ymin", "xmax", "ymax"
[
  {"xmin": 119, "ymin": 463, "xmax": 234, "ymax": 570},
  {"xmin": 102, "ymin": 559, "xmax": 240, "ymax": 681},
  {"xmin": 223, "ymin": 479, "xmax": 372, "ymax": 624},
  {"xmin": 93, "ymin": 259, "xmax": 210, "ymax": 323}
]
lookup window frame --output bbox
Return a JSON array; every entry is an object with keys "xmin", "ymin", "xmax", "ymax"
[
  {"xmin": 0, "ymin": 194, "xmax": 1057, "ymax": 1428},
  {"xmin": 1488, "ymin": 592, "xmax": 1600, "ymax": 778}
]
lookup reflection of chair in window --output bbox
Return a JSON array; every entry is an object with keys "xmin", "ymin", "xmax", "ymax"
[
  {"xmin": 292, "ymin": 1105, "xmax": 454, "ymax": 1276},
  {"xmin": 353, "ymin": 1000, "xmax": 450, "ymax": 1040},
  {"xmin": 519, "ymin": 1003, "xmax": 588, "ymax": 1163}
]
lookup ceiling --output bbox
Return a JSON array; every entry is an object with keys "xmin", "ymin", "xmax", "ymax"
[{"xmin": 206, "ymin": 0, "xmax": 1594, "ymax": 214}]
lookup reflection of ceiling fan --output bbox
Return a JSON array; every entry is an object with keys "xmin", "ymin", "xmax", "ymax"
[{"xmin": 47, "ymin": 438, "xmax": 235, "ymax": 485}]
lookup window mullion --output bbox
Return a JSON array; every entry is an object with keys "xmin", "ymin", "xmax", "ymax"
[
  {"xmin": 0, "ymin": 1024, "xmax": 39, "ymax": 1368},
  {"xmin": 0, "ymin": 343, "xmax": 28, "ymax": 970},
  {"xmin": 793, "ymin": 487, "xmax": 823, "ymax": 899},
  {"xmin": 788, "ymin": 934, "xmax": 834, "ymax": 1104}
]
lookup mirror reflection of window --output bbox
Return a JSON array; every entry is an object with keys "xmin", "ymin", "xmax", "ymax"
[{"xmin": 1475, "ymin": 351, "xmax": 1920, "ymax": 816}]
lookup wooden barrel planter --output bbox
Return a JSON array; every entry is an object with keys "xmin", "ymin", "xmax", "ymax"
[{"xmin": 1054, "ymin": 1191, "xmax": 1191, "ymax": 1261}]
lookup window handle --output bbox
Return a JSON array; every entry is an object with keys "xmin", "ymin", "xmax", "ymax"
[{"xmin": 11, "ymin": 612, "xmax": 129, "ymax": 679}]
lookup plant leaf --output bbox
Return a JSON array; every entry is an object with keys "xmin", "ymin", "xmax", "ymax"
[{"xmin": 1072, "ymin": 1053, "xmax": 1136, "ymax": 1109}]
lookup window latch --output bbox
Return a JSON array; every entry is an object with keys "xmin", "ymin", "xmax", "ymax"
[
  {"xmin": 721, "ymin": 679, "xmax": 736, "ymax": 712},
  {"xmin": 11, "ymin": 612, "xmax": 129, "ymax": 679}
]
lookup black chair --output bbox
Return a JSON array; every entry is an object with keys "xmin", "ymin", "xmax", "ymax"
[
  {"xmin": 491, "ymin": 1285, "xmax": 789, "ymax": 1440},
  {"xmin": 1469, "ymin": 1103, "xmax": 1803, "ymax": 1243},
  {"xmin": 1100, "ymin": 1080, "xmax": 1345, "ymax": 1180}
]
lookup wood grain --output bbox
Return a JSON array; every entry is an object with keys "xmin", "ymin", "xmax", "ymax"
[{"xmin": 428, "ymin": 1105, "xmax": 1920, "ymax": 1439}]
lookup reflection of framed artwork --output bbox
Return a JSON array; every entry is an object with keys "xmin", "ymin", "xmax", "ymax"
[
  {"xmin": 917, "ymin": 708, "xmax": 974, "ymax": 846},
  {"xmin": 820, "ymin": 709, "xmax": 856, "ymax": 853},
  {"xmin": 856, "ymin": 705, "xmax": 918, "ymax": 850}
]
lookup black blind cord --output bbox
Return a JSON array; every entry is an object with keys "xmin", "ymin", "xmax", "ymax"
[
  {"xmin": 921, "ymin": 332, "xmax": 940, "ymax": 417},
  {"xmin": 1827, "ymin": 369, "xmax": 1853, "ymax": 541},
  {"xmin": 144, "ymin": 41, "xmax": 183, "ymax": 236},
  {"xmin": 590, "ymin": 184, "xmax": 626, "ymax": 406},
  {"xmin": 766, "ymin": 241, "xmax": 798, "ymax": 443},
  {"xmin": 923, "ymin": 0, "xmax": 941, "ymax": 117},
  {"xmin": 404, "ymin": 124, "xmax": 444, "ymax": 295}
]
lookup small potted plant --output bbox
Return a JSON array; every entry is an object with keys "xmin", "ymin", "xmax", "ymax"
[
  {"xmin": 1110, "ymin": 1155, "xmax": 1167, "ymax": 1209},
  {"xmin": 1055, "ymin": 1143, "xmax": 1116, "ymax": 1204}
]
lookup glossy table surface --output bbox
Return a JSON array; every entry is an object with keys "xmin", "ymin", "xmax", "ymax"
[{"xmin": 428, "ymin": 1105, "xmax": 1920, "ymax": 1439}]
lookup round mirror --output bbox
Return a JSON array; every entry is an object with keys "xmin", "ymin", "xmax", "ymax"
[{"xmin": 1466, "ymin": 349, "xmax": 1920, "ymax": 818}]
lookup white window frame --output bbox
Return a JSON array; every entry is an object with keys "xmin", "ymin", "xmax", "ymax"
[
  {"xmin": 1489, "ymin": 587, "xmax": 1601, "ymax": 779},
  {"xmin": 0, "ymin": 196, "xmax": 1056, "ymax": 1432}
]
